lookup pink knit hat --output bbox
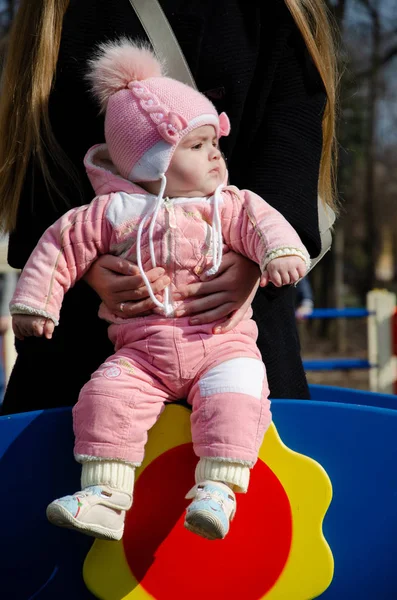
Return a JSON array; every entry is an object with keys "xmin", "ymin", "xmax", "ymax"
[{"xmin": 87, "ymin": 39, "xmax": 231, "ymax": 182}]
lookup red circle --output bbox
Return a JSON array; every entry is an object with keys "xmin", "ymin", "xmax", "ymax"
[{"xmin": 123, "ymin": 443, "xmax": 292, "ymax": 599}]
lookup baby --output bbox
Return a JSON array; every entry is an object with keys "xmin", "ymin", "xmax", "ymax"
[{"xmin": 11, "ymin": 40, "xmax": 309, "ymax": 542}]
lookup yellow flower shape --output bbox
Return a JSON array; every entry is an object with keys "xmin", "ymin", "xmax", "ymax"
[{"xmin": 84, "ymin": 404, "xmax": 333, "ymax": 600}]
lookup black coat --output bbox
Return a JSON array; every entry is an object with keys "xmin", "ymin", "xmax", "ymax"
[{"xmin": 2, "ymin": 0, "xmax": 325, "ymax": 413}]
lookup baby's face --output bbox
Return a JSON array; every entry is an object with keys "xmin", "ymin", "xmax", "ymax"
[{"xmin": 165, "ymin": 126, "xmax": 226, "ymax": 198}]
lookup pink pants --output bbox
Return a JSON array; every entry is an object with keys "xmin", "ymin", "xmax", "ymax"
[{"xmin": 73, "ymin": 317, "xmax": 271, "ymax": 466}]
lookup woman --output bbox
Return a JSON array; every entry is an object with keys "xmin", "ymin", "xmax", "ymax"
[{"xmin": 0, "ymin": 0, "xmax": 338, "ymax": 414}]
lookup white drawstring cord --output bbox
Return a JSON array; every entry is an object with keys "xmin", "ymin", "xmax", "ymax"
[
  {"xmin": 206, "ymin": 184, "xmax": 224, "ymax": 276},
  {"xmin": 136, "ymin": 179, "xmax": 223, "ymax": 312},
  {"xmin": 136, "ymin": 213, "xmax": 165, "ymax": 312},
  {"xmin": 136, "ymin": 174, "xmax": 173, "ymax": 316},
  {"xmin": 148, "ymin": 174, "xmax": 167, "ymax": 267},
  {"xmin": 149, "ymin": 174, "xmax": 173, "ymax": 315}
]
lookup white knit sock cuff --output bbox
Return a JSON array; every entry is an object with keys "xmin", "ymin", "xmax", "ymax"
[
  {"xmin": 195, "ymin": 458, "xmax": 251, "ymax": 493},
  {"xmin": 81, "ymin": 460, "xmax": 135, "ymax": 495}
]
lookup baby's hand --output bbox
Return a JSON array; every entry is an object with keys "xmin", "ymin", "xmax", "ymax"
[
  {"xmin": 260, "ymin": 256, "xmax": 307, "ymax": 288},
  {"xmin": 12, "ymin": 314, "xmax": 55, "ymax": 340}
]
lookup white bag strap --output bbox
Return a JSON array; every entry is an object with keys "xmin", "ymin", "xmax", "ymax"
[
  {"xmin": 312, "ymin": 200, "xmax": 335, "ymax": 271},
  {"xmin": 128, "ymin": 0, "xmax": 334, "ymax": 270},
  {"xmin": 127, "ymin": 0, "xmax": 197, "ymax": 89}
]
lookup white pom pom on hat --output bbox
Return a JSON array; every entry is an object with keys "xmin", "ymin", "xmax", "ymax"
[{"xmin": 86, "ymin": 38, "xmax": 166, "ymax": 112}]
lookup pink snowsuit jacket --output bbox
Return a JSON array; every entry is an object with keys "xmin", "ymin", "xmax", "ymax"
[{"xmin": 10, "ymin": 144, "xmax": 310, "ymax": 326}]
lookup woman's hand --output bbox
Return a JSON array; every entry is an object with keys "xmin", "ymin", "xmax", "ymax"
[
  {"xmin": 84, "ymin": 254, "xmax": 170, "ymax": 318},
  {"xmin": 173, "ymin": 252, "xmax": 260, "ymax": 334}
]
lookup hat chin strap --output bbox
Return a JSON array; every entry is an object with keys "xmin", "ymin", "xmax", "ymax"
[
  {"xmin": 205, "ymin": 183, "xmax": 224, "ymax": 277},
  {"xmin": 136, "ymin": 174, "xmax": 174, "ymax": 316}
]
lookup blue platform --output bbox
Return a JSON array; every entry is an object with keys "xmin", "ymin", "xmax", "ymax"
[{"xmin": 1, "ymin": 385, "xmax": 396, "ymax": 599}]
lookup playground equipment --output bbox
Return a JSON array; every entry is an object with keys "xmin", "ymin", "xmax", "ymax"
[
  {"xmin": 1, "ymin": 383, "xmax": 397, "ymax": 599},
  {"xmin": 302, "ymin": 289, "xmax": 397, "ymax": 395}
]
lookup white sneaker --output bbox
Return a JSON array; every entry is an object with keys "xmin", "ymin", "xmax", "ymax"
[
  {"xmin": 46, "ymin": 485, "xmax": 132, "ymax": 541},
  {"xmin": 184, "ymin": 481, "xmax": 236, "ymax": 540}
]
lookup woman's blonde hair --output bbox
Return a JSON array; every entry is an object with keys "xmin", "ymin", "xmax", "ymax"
[
  {"xmin": 0, "ymin": 0, "xmax": 338, "ymax": 232},
  {"xmin": 0, "ymin": 0, "xmax": 70, "ymax": 232},
  {"xmin": 285, "ymin": 0, "xmax": 339, "ymax": 212}
]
